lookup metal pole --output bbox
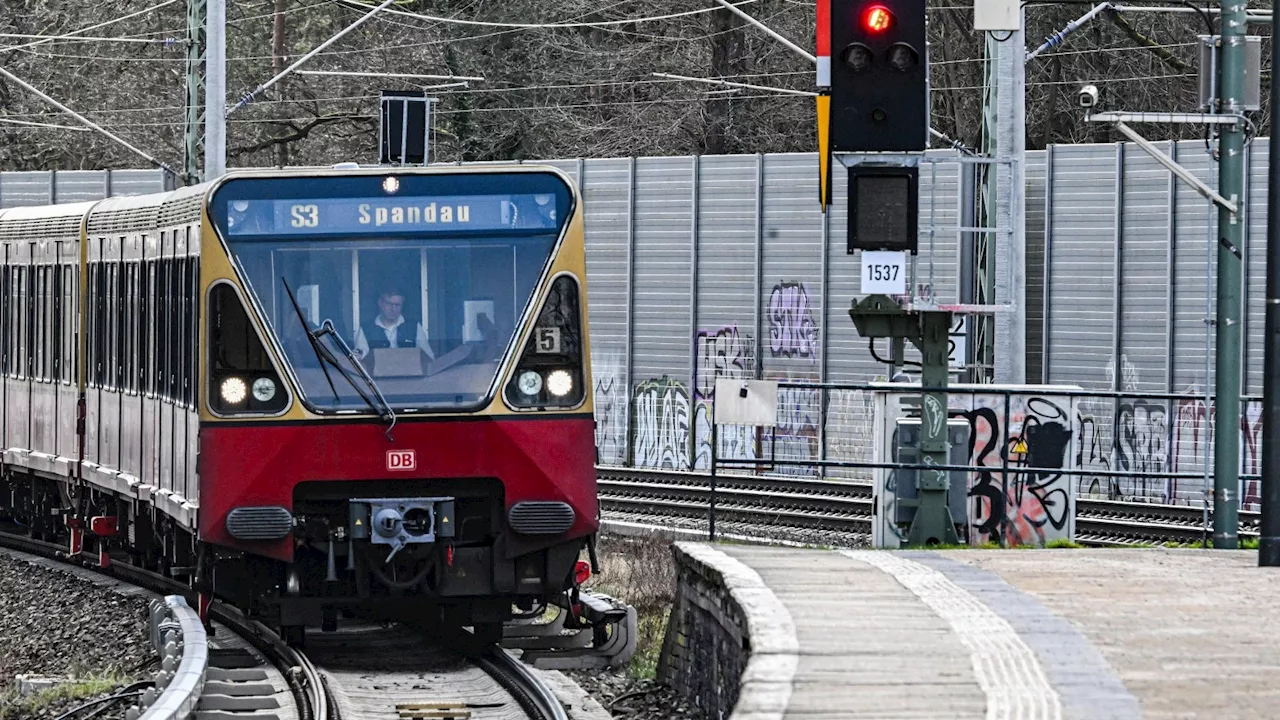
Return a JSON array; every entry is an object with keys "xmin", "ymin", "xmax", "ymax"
[
  {"xmin": 1213, "ymin": 4, "xmax": 1245, "ymax": 549},
  {"xmin": 1258, "ymin": 0, "xmax": 1280, "ymax": 565},
  {"xmin": 183, "ymin": 0, "xmax": 207, "ymax": 185},
  {"xmin": 205, "ymin": 0, "xmax": 226, "ymax": 180},
  {"xmin": 709, "ymin": 421, "xmax": 719, "ymax": 541}
]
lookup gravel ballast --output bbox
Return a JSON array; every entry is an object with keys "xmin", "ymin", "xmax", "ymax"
[{"xmin": 0, "ymin": 551, "xmax": 153, "ymax": 718}]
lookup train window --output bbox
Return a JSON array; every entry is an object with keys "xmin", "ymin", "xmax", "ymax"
[
  {"xmin": 162, "ymin": 258, "xmax": 170, "ymax": 399},
  {"xmin": 9, "ymin": 266, "xmax": 16, "ymax": 380},
  {"xmin": 141, "ymin": 261, "xmax": 152, "ymax": 394},
  {"xmin": 182, "ymin": 254, "xmax": 193, "ymax": 406},
  {"xmin": 91, "ymin": 263, "xmax": 104, "ymax": 388},
  {"xmin": 32, "ymin": 267, "xmax": 40, "ymax": 382},
  {"xmin": 85, "ymin": 264, "xmax": 94, "ymax": 386},
  {"xmin": 127, "ymin": 261, "xmax": 138, "ymax": 394},
  {"xmin": 1, "ymin": 266, "xmax": 9, "ymax": 377},
  {"xmin": 20, "ymin": 265, "xmax": 30, "ymax": 380},
  {"xmin": 168, "ymin": 257, "xmax": 179, "ymax": 401},
  {"xmin": 186, "ymin": 258, "xmax": 199, "ymax": 407},
  {"xmin": 44, "ymin": 265, "xmax": 52, "ymax": 382},
  {"xmin": 167, "ymin": 257, "xmax": 178, "ymax": 401},
  {"xmin": 52, "ymin": 264, "xmax": 61, "ymax": 382},
  {"xmin": 208, "ymin": 282, "xmax": 287, "ymax": 415},
  {"xmin": 118, "ymin": 260, "xmax": 128, "ymax": 392}
]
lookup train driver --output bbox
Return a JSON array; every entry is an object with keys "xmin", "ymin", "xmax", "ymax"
[{"xmin": 352, "ymin": 287, "xmax": 434, "ymax": 361}]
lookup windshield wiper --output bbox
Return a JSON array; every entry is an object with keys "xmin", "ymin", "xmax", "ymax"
[
  {"xmin": 282, "ymin": 278, "xmax": 341, "ymax": 401},
  {"xmin": 314, "ymin": 318, "xmax": 398, "ymax": 440},
  {"xmin": 281, "ymin": 278, "xmax": 397, "ymax": 440}
]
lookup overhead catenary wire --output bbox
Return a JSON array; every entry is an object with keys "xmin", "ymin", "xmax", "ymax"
[
  {"xmin": 0, "ymin": 0, "xmax": 184, "ymax": 52},
  {"xmin": 334, "ymin": 0, "xmax": 761, "ymax": 29},
  {"xmin": 0, "ymin": 65, "xmax": 176, "ymax": 174}
]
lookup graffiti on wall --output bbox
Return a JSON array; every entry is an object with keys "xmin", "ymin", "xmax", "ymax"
[
  {"xmin": 591, "ymin": 351, "xmax": 627, "ymax": 465},
  {"xmin": 767, "ymin": 380, "xmax": 821, "ymax": 477},
  {"xmin": 826, "ymin": 389, "xmax": 875, "ymax": 479},
  {"xmin": 632, "ymin": 377, "xmax": 692, "ymax": 470},
  {"xmin": 956, "ymin": 395, "xmax": 1074, "ymax": 547},
  {"xmin": 767, "ymin": 283, "xmax": 817, "ymax": 362},
  {"xmin": 692, "ymin": 326, "xmax": 758, "ymax": 469}
]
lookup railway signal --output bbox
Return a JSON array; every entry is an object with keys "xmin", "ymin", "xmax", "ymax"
[{"xmin": 828, "ymin": 0, "xmax": 927, "ymax": 152}]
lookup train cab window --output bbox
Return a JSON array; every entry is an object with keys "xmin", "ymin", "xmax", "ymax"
[{"xmin": 208, "ymin": 282, "xmax": 287, "ymax": 415}]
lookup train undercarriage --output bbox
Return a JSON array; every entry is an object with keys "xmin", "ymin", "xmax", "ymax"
[{"xmin": 0, "ymin": 467, "xmax": 635, "ymax": 670}]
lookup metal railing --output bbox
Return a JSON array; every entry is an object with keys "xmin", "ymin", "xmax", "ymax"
[
  {"xmin": 611, "ymin": 379, "xmax": 1266, "ymax": 546},
  {"xmin": 132, "ymin": 596, "xmax": 208, "ymax": 720}
]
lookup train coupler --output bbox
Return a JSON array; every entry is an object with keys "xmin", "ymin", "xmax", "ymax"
[{"xmin": 501, "ymin": 589, "xmax": 637, "ymax": 670}]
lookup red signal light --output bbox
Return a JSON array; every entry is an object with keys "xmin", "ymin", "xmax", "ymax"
[{"xmin": 862, "ymin": 5, "xmax": 893, "ymax": 32}]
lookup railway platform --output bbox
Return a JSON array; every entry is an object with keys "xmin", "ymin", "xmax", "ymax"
[{"xmin": 664, "ymin": 543, "xmax": 1280, "ymax": 720}]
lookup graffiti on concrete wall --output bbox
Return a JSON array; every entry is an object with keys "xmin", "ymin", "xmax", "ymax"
[
  {"xmin": 826, "ymin": 389, "xmax": 875, "ymax": 479},
  {"xmin": 591, "ymin": 351, "xmax": 628, "ymax": 465},
  {"xmin": 956, "ymin": 395, "xmax": 1075, "ymax": 547},
  {"xmin": 768, "ymin": 381, "xmax": 821, "ymax": 477},
  {"xmin": 692, "ymin": 326, "xmax": 758, "ymax": 469},
  {"xmin": 1242, "ymin": 401, "xmax": 1263, "ymax": 507},
  {"xmin": 767, "ymin": 283, "xmax": 817, "ymax": 361},
  {"xmin": 632, "ymin": 377, "xmax": 692, "ymax": 470}
]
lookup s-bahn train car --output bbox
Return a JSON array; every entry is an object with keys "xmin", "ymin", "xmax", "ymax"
[{"xmin": 0, "ymin": 165, "xmax": 632, "ymax": 656}]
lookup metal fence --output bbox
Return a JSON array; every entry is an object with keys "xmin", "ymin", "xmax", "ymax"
[
  {"xmin": 699, "ymin": 380, "xmax": 1264, "ymax": 545},
  {"xmin": 0, "ymin": 169, "xmax": 174, "ymax": 208}
]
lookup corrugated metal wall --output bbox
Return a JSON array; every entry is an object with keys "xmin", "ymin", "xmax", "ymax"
[
  {"xmin": 1040, "ymin": 140, "xmax": 1265, "ymax": 507},
  {"xmin": 571, "ymin": 151, "xmax": 974, "ymax": 478},
  {"xmin": 0, "ymin": 169, "xmax": 174, "ymax": 208}
]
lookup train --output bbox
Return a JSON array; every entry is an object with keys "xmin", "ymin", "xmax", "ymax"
[{"xmin": 0, "ymin": 163, "xmax": 632, "ymax": 660}]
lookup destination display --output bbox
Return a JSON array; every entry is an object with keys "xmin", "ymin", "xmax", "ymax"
[{"xmin": 222, "ymin": 193, "xmax": 559, "ymax": 236}]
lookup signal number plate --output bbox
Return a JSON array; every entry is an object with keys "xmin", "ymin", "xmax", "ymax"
[{"xmin": 534, "ymin": 327, "xmax": 561, "ymax": 354}]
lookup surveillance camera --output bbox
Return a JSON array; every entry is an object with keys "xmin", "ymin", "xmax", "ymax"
[{"xmin": 1078, "ymin": 84, "xmax": 1100, "ymax": 109}]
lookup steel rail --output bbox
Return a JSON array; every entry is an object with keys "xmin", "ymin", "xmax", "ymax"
[
  {"xmin": 476, "ymin": 647, "xmax": 569, "ymax": 720},
  {"xmin": 0, "ymin": 527, "xmax": 322, "ymax": 719},
  {"xmin": 599, "ymin": 467, "xmax": 1263, "ymax": 547}
]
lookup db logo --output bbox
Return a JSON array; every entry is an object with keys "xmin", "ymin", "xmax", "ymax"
[{"xmin": 386, "ymin": 449, "xmax": 416, "ymax": 471}]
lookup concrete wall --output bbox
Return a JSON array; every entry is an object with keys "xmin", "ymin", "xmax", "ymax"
[
  {"xmin": 658, "ymin": 543, "xmax": 748, "ymax": 719},
  {"xmin": 658, "ymin": 542, "xmax": 798, "ymax": 720}
]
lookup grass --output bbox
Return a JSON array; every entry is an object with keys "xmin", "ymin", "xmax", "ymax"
[
  {"xmin": 584, "ymin": 533, "xmax": 676, "ymax": 681},
  {"xmin": 0, "ymin": 670, "xmax": 133, "ymax": 720}
]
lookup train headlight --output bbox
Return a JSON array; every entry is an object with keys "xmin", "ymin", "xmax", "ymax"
[
  {"xmin": 220, "ymin": 377, "xmax": 248, "ymax": 404},
  {"xmin": 252, "ymin": 377, "xmax": 277, "ymax": 402},
  {"xmin": 518, "ymin": 370, "xmax": 543, "ymax": 396},
  {"xmin": 546, "ymin": 369, "xmax": 573, "ymax": 397}
]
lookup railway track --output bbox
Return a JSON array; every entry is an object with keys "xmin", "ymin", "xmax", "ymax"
[
  {"xmin": 598, "ymin": 466, "xmax": 1262, "ymax": 548},
  {"xmin": 597, "ymin": 466, "xmax": 873, "ymax": 546},
  {"xmin": 0, "ymin": 527, "xmax": 569, "ymax": 720}
]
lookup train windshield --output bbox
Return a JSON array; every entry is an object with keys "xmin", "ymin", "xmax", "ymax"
[{"xmin": 210, "ymin": 172, "xmax": 572, "ymax": 412}]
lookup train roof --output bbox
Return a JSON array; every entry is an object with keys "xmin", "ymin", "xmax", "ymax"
[
  {"xmin": 0, "ymin": 162, "xmax": 577, "ymax": 241},
  {"xmin": 0, "ymin": 200, "xmax": 98, "ymax": 242}
]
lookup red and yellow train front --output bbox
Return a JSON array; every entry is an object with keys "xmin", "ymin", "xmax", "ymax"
[{"xmin": 195, "ymin": 167, "xmax": 596, "ymax": 622}]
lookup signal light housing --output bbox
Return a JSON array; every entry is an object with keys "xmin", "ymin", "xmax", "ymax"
[{"xmin": 829, "ymin": 0, "xmax": 928, "ymax": 152}]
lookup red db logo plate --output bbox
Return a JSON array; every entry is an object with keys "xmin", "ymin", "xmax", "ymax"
[{"xmin": 387, "ymin": 449, "xmax": 416, "ymax": 471}]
